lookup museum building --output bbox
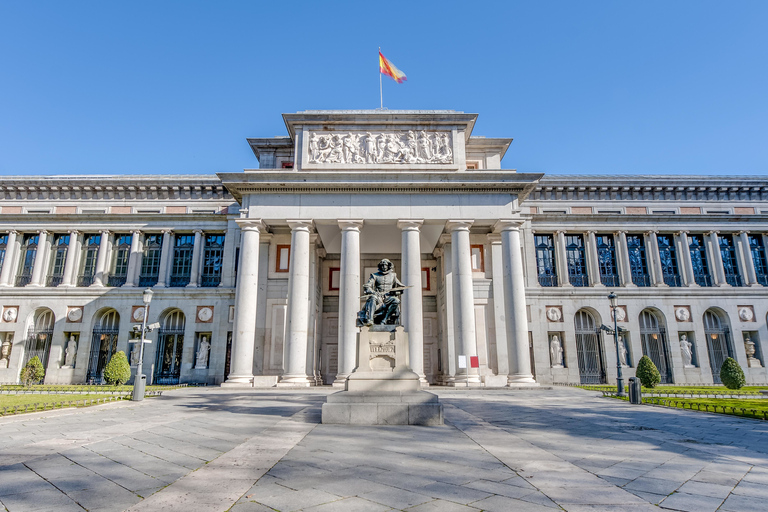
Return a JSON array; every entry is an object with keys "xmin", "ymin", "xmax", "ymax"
[{"xmin": 0, "ymin": 110, "xmax": 766, "ymax": 388}]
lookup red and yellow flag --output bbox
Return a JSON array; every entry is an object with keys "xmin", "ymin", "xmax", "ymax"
[{"xmin": 379, "ymin": 51, "xmax": 407, "ymax": 83}]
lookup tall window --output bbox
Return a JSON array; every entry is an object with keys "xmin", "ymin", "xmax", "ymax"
[
  {"xmin": 596, "ymin": 234, "xmax": 620, "ymax": 287},
  {"xmin": 202, "ymin": 234, "xmax": 224, "ymax": 287},
  {"xmin": 16, "ymin": 234, "xmax": 38, "ymax": 287},
  {"xmin": 170, "ymin": 234, "xmax": 194, "ymax": 287},
  {"xmin": 626, "ymin": 234, "xmax": 650, "ymax": 287},
  {"xmin": 47, "ymin": 234, "xmax": 70, "ymax": 287},
  {"xmin": 110, "ymin": 234, "xmax": 131, "ymax": 287},
  {"xmin": 0, "ymin": 234, "xmax": 6, "ymax": 276},
  {"xmin": 565, "ymin": 235, "xmax": 588, "ymax": 287},
  {"xmin": 534, "ymin": 235, "xmax": 557, "ymax": 287},
  {"xmin": 139, "ymin": 234, "xmax": 163, "ymax": 287},
  {"xmin": 749, "ymin": 235, "xmax": 768, "ymax": 286},
  {"xmin": 689, "ymin": 235, "xmax": 712, "ymax": 286},
  {"xmin": 657, "ymin": 235, "xmax": 681, "ymax": 287},
  {"xmin": 719, "ymin": 235, "xmax": 742, "ymax": 287},
  {"xmin": 78, "ymin": 234, "xmax": 101, "ymax": 287}
]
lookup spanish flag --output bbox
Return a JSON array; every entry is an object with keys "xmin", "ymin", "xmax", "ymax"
[{"xmin": 379, "ymin": 50, "xmax": 407, "ymax": 84}]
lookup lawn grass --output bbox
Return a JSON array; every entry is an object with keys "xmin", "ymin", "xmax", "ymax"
[
  {"xmin": 607, "ymin": 394, "xmax": 768, "ymax": 420},
  {"xmin": 579, "ymin": 384, "xmax": 766, "ymax": 396},
  {"xmin": 0, "ymin": 384, "xmax": 185, "ymax": 394},
  {"xmin": 0, "ymin": 393, "xmax": 131, "ymax": 416},
  {"xmin": 0, "ymin": 393, "xmax": 127, "ymax": 408}
]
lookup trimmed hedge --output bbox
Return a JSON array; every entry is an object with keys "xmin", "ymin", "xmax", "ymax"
[
  {"xmin": 20, "ymin": 357, "xmax": 45, "ymax": 387},
  {"xmin": 720, "ymin": 357, "xmax": 746, "ymax": 390},
  {"xmin": 103, "ymin": 351, "xmax": 131, "ymax": 386},
  {"xmin": 636, "ymin": 355, "xmax": 661, "ymax": 389}
]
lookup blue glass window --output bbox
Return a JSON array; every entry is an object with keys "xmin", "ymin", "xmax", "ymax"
[
  {"xmin": 565, "ymin": 235, "xmax": 589, "ymax": 287},
  {"xmin": 627, "ymin": 234, "xmax": 650, "ymax": 287},
  {"xmin": 47, "ymin": 234, "xmax": 70, "ymax": 287},
  {"xmin": 719, "ymin": 235, "xmax": 743, "ymax": 287},
  {"xmin": 139, "ymin": 234, "xmax": 163, "ymax": 287},
  {"xmin": 535, "ymin": 235, "xmax": 557, "ymax": 287},
  {"xmin": 596, "ymin": 234, "xmax": 620, "ymax": 287},
  {"xmin": 110, "ymin": 234, "xmax": 131, "ymax": 287},
  {"xmin": 16, "ymin": 234, "xmax": 38, "ymax": 287},
  {"xmin": 749, "ymin": 235, "xmax": 768, "ymax": 286},
  {"xmin": 170, "ymin": 234, "xmax": 195, "ymax": 287},
  {"xmin": 79, "ymin": 234, "xmax": 101, "ymax": 287},
  {"xmin": 688, "ymin": 234, "xmax": 712, "ymax": 287},
  {"xmin": 202, "ymin": 234, "xmax": 225, "ymax": 287},
  {"xmin": 657, "ymin": 235, "xmax": 681, "ymax": 287},
  {"xmin": 0, "ymin": 234, "xmax": 8, "ymax": 278}
]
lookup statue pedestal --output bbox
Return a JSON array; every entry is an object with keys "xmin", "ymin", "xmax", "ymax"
[{"xmin": 322, "ymin": 326, "xmax": 443, "ymax": 426}]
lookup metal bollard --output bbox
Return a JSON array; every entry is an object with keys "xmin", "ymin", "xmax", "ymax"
[{"xmin": 628, "ymin": 377, "xmax": 642, "ymax": 404}]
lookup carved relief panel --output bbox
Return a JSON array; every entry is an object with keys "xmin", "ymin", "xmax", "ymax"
[{"xmin": 305, "ymin": 130, "xmax": 454, "ymax": 166}]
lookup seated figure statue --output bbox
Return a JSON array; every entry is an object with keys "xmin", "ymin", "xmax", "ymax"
[{"xmin": 357, "ymin": 259, "xmax": 405, "ymax": 326}]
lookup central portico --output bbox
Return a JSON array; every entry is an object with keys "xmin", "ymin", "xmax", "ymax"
[{"xmin": 218, "ymin": 110, "xmax": 542, "ymax": 388}]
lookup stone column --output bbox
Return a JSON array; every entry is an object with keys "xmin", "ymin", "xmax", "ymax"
[
  {"xmin": 706, "ymin": 231, "xmax": 728, "ymax": 286},
  {"xmin": 447, "ymin": 220, "xmax": 480, "ymax": 384},
  {"xmin": 225, "ymin": 219, "xmax": 265, "ymax": 385},
  {"xmin": 0, "ymin": 230, "xmax": 19, "ymax": 287},
  {"xmin": 554, "ymin": 230, "xmax": 571, "ymax": 286},
  {"xmin": 155, "ymin": 230, "xmax": 173, "ymax": 287},
  {"xmin": 335, "ymin": 220, "xmax": 363, "ymax": 385},
  {"xmin": 646, "ymin": 230, "xmax": 666, "ymax": 286},
  {"xmin": 29, "ymin": 231, "xmax": 50, "ymax": 287},
  {"xmin": 280, "ymin": 220, "xmax": 313, "ymax": 386},
  {"xmin": 188, "ymin": 229, "xmax": 203, "ymax": 287},
  {"xmin": 615, "ymin": 231, "xmax": 634, "ymax": 287},
  {"xmin": 675, "ymin": 231, "xmax": 697, "ymax": 287},
  {"xmin": 399, "ymin": 219, "xmax": 425, "ymax": 382},
  {"xmin": 737, "ymin": 231, "xmax": 759, "ymax": 286},
  {"xmin": 488, "ymin": 234, "xmax": 509, "ymax": 377},
  {"xmin": 125, "ymin": 230, "xmax": 142, "ymax": 287},
  {"xmin": 58, "ymin": 230, "xmax": 78, "ymax": 287},
  {"xmin": 585, "ymin": 230, "xmax": 603, "ymax": 287},
  {"xmin": 496, "ymin": 221, "xmax": 536, "ymax": 385},
  {"xmin": 92, "ymin": 230, "xmax": 111, "ymax": 287}
]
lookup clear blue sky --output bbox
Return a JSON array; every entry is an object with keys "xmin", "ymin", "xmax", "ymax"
[{"xmin": 1, "ymin": 1, "xmax": 766, "ymax": 176}]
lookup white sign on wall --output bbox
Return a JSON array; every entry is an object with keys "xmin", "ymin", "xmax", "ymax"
[{"xmin": 458, "ymin": 355, "xmax": 467, "ymax": 369}]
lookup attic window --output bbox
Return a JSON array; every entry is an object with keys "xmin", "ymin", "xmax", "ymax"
[
  {"xmin": 466, "ymin": 161, "xmax": 479, "ymax": 170},
  {"xmin": 706, "ymin": 210, "xmax": 729, "ymax": 215},
  {"xmin": 282, "ymin": 161, "xmax": 294, "ymax": 169},
  {"xmin": 597, "ymin": 210, "xmax": 621, "ymax": 214}
]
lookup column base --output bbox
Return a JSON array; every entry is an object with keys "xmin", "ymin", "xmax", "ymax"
[
  {"xmin": 749, "ymin": 283, "xmax": 763, "ymax": 288},
  {"xmin": 0, "ymin": 284, "xmax": 10, "ymax": 288},
  {"xmin": 277, "ymin": 375, "xmax": 313, "ymax": 387},
  {"xmin": 186, "ymin": 283, "xmax": 199, "ymax": 288},
  {"xmin": 333, "ymin": 373, "xmax": 350, "ymax": 387},
  {"xmin": 27, "ymin": 283, "xmax": 43, "ymax": 288},
  {"xmin": 59, "ymin": 284, "xmax": 75, "ymax": 288},
  {"xmin": 89, "ymin": 283, "xmax": 104, "ymax": 288},
  {"xmin": 222, "ymin": 374, "xmax": 254, "ymax": 387},
  {"xmin": 508, "ymin": 373, "xmax": 537, "ymax": 385}
]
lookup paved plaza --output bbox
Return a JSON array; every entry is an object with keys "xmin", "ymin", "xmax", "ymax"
[{"xmin": 1, "ymin": 387, "xmax": 767, "ymax": 512}]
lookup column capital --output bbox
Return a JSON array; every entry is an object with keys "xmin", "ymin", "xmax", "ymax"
[
  {"xmin": 161, "ymin": 228, "xmax": 174, "ymax": 235},
  {"xmin": 614, "ymin": 230, "xmax": 628, "ymax": 235},
  {"xmin": 235, "ymin": 218, "xmax": 267, "ymax": 232},
  {"xmin": 737, "ymin": 230, "xmax": 750, "ymax": 235},
  {"xmin": 644, "ymin": 230, "xmax": 657, "ymax": 236},
  {"xmin": 446, "ymin": 220, "xmax": 473, "ymax": 232},
  {"xmin": 493, "ymin": 219, "xmax": 524, "ymax": 233},
  {"xmin": 6, "ymin": 229, "xmax": 19, "ymax": 236},
  {"xmin": 193, "ymin": 228, "xmax": 204, "ymax": 235},
  {"xmin": 674, "ymin": 230, "xmax": 689, "ymax": 236},
  {"xmin": 486, "ymin": 233, "xmax": 502, "ymax": 244},
  {"xmin": 705, "ymin": 230, "xmax": 720, "ymax": 236},
  {"xmin": 99, "ymin": 229, "xmax": 110, "ymax": 236},
  {"xmin": 286, "ymin": 219, "xmax": 314, "ymax": 232},
  {"xmin": 586, "ymin": 229, "xmax": 598, "ymax": 235},
  {"xmin": 338, "ymin": 219, "xmax": 364, "ymax": 231},
  {"xmin": 131, "ymin": 229, "xmax": 142, "ymax": 235},
  {"xmin": 37, "ymin": 229, "xmax": 50, "ymax": 237},
  {"xmin": 397, "ymin": 219, "xmax": 424, "ymax": 231},
  {"xmin": 554, "ymin": 229, "xmax": 567, "ymax": 236}
]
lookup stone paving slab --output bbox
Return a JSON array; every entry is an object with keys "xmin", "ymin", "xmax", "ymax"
[{"xmin": 1, "ymin": 386, "xmax": 767, "ymax": 511}]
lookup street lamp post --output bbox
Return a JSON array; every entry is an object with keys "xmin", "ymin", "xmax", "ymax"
[
  {"xmin": 132, "ymin": 288, "xmax": 153, "ymax": 401},
  {"xmin": 608, "ymin": 292, "xmax": 625, "ymax": 397}
]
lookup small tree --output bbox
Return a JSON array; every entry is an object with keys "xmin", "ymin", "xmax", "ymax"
[
  {"xmin": 636, "ymin": 355, "xmax": 661, "ymax": 388},
  {"xmin": 103, "ymin": 351, "xmax": 131, "ymax": 386},
  {"xmin": 720, "ymin": 357, "xmax": 746, "ymax": 390},
  {"xmin": 20, "ymin": 356, "xmax": 45, "ymax": 387}
]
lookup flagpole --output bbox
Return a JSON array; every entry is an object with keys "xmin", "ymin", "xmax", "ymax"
[{"xmin": 379, "ymin": 47, "xmax": 383, "ymax": 109}]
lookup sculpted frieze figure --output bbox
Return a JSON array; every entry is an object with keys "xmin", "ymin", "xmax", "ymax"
[
  {"xmin": 357, "ymin": 259, "xmax": 406, "ymax": 327},
  {"xmin": 549, "ymin": 335, "xmax": 564, "ymax": 368},
  {"xmin": 195, "ymin": 335, "xmax": 210, "ymax": 369},
  {"xmin": 63, "ymin": 335, "xmax": 77, "ymax": 367},
  {"xmin": 680, "ymin": 334, "xmax": 694, "ymax": 368},
  {"xmin": 308, "ymin": 130, "xmax": 453, "ymax": 165}
]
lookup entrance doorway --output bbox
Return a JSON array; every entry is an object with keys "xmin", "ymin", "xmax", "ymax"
[
  {"xmin": 704, "ymin": 310, "xmax": 732, "ymax": 384},
  {"xmin": 575, "ymin": 310, "xmax": 605, "ymax": 384},
  {"xmin": 155, "ymin": 310, "xmax": 185, "ymax": 384},
  {"xmin": 639, "ymin": 310, "xmax": 672, "ymax": 383},
  {"xmin": 87, "ymin": 310, "xmax": 120, "ymax": 383}
]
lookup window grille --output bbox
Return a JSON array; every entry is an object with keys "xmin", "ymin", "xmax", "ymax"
[
  {"xmin": 16, "ymin": 234, "xmax": 38, "ymax": 287},
  {"xmin": 110, "ymin": 234, "xmax": 131, "ymax": 287},
  {"xmin": 639, "ymin": 310, "xmax": 672, "ymax": 383},
  {"xmin": 574, "ymin": 310, "xmax": 605, "ymax": 384},
  {"xmin": 749, "ymin": 235, "xmax": 768, "ymax": 286},
  {"xmin": 656, "ymin": 235, "xmax": 681, "ymax": 287},
  {"xmin": 534, "ymin": 235, "xmax": 557, "ymax": 287},
  {"xmin": 596, "ymin": 234, "xmax": 620, "ymax": 286},
  {"xmin": 201, "ymin": 234, "xmax": 224, "ymax": 287},
  {"xmin": 626, "ymin": 234, "xmax": 650, "ymax": 287},
  {"xmin": 78, "ymin": 234, "xmax": 100, "ymax": 287},
  {"xmin": 688, "ymin": 234, "xmax": 712, "ymax": 286},
  {"xmin": 47, "ymin": 234, "xmax": 70, "ymax": 287},
  {"xmin": 22, "ymin": 310, "xmax": 55, "ymax": 370},
  {"xmin": 565, "ymin": 235, "xmax": 588, "ymax": 287},
  {"xmin": 719, "ymin": 235, "xmax": 743, "ymax": 286},
  {"xmin": 139, "ymin": 234, "xmax": 163, "ymax": 287},
  {"xmin": 155, "ymin": 311, "xmax": 186, "ymax": 385},
  {"xmin": 703, "ymin": 311, "xmax": 732, "ymax": 384},
  {"xmin": 170, "ymin": 234, "xmax": 194, "ymax": 287}
]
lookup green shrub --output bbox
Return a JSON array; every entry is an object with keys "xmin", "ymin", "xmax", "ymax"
[
  {"xmin": 636, "ymin": 355, "xmax": 661, "ymax": 388},
  {"xmin": 720, "ymin": 357, "xmax": 746, "ymax": 390},
  {"xmin": 103, "ymin": 351, "xmax": 131, "ymax": 386},
  {"xmin": 20, "ymin": 356, "xmax": 45, "ymax": 387}
]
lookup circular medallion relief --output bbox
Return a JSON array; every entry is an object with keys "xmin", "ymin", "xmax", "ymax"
[
  {"xmin": 2, "ymin": 308, "xmax": 17, "ymax": 322},
  {"xmin": 546, "ymin": 307, "xmax": 562, "ymax": 322},
  {"xmin": 675, "ymin": 307, "xmax": 690, "ymax": 322},
  {"xmin": 132, "ymin": 307, "xmax": 145, "ymax": 322},
  {"xmin": 613, "ymin": 307, "xmax": 627, "ymax": 322},
  {"xmin": 197, "ymin": 307, "xmax": 213, "ymax": 322},
  {"xmin": 739, "ymin": 307, "xmax": 754, "ymax": 322},
  {"xmin": 67, "ymin": 308, "xmax": 83, "ymax": 322}
]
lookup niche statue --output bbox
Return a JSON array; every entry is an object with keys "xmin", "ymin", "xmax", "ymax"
[{"xmin": 357, "ymin": 259, "xmax": 408, "ymax": 327}]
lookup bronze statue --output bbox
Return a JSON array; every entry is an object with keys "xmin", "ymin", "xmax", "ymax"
[{"xmin": 357, "ymin": 259, "xmax": 407, "ymax": 326}]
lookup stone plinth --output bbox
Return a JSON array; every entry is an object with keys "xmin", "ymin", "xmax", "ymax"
[{"xmin": 321, "ymin": 326, "xmax": 443, "ymax": 425}]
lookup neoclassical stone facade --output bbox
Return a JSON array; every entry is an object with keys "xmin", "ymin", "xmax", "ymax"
[{"xmin": 0, "ymin": 110, "xmax": 766, "ymax": 387}]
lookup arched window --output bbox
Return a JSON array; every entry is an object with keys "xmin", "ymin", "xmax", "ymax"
[
  {"xmin": 87, "ymin": 310, "xmax": 120, "ymax": 383},
  {"xmin": 23, "ymin": 309, "xmax": 55, "ymax": 370},
  {"xmin": 574, "ymin": 310, "xmax": 605, "ymax": 384},
  {"xmin": 639, "ymin": 310, "xmax": 671, "ymax": 383},
  {"xmin": 155, "ymin": 310, "xmax": 185, "ymax": 384},
  {"xmin": 703, "ymin": 310, "xmax": 732, "ymax": 384}
]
